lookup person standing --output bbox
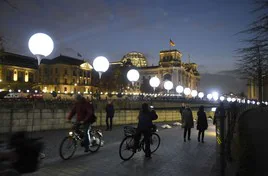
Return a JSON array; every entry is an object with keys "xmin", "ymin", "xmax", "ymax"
[
  {"xmin": 197, "ymin": 105, "xmax": 208, "ymax": 143},
  {"xmin": 105, "ymin": 100, "xmax": 115, "ymax": 131},
  {"xmin": 182, "ymin": 106, "xmax": 194, "ymax": 142},
  {"xmin": 67, "ymin": 94, "xmax": 94, "ymax": 152},
  {"xmin": 133, "ymin": 103, "xmax": 158, "ymax": 158},
  {"xmin": 179, "ymin": 103, "xmax": 186, "ymax": 116}
]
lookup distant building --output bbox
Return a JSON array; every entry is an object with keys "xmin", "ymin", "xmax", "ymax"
[
  {"xmin": 0, "ymin": 52, "xmax": 38, "ymax": 92},
  {"xmin": 247, "ymin": 78, "xmax": 268, "ymax": 101},
  {"xmin": 39, "ymin": 55, "xmax": 93, "ymax": 94},
  {"xmin": 107, "ymin": 49, "xmax": 200, "ymax": 93},
  {"xmin": 0, "ymin": 52, "xmax": 93, "ymax": 94}
]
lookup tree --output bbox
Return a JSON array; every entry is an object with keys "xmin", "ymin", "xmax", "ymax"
[{"xmin": 236, "ymin": 0, "xmax": 268, "ymax": 102}]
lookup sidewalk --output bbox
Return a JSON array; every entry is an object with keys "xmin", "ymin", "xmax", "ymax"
[{"xmin": 24, "ymin": 121, "xmax": 219, "ymax": 176}]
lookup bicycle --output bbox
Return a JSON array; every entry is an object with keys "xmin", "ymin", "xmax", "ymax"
[
  {"xmin": 119, "ymin": 125, "xmax": 160, "ymax": 161},
  {"xmin": 59, "ymin": 122, "xmax": 103, "ymax": 160}
]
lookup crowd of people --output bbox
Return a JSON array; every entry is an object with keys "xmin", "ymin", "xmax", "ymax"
[{"xmin": 1, "ymin": 93, "xmax": 227, "ymax": 175}]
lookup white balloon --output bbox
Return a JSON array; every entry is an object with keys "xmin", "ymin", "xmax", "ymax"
[
  {"xmin": 149, "ymin": 76, "xmax": 160, "ymax": 88},
  {"xmin": 127, "ymin": 69, "xmax": 140, "ymax": 82},
  {"xmin": 164, "ymin": 81, "xmax": 173, "ymax": 91},
  {"xmin": 28, "ymin": 33, "xmax": 54, "ymax": 57},
  {"xmin": 176, "ymin": 85, "xmax": 184, "ymax": 93}
]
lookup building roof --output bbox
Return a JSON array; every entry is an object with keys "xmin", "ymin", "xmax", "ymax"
[
  {"xmin": 160, "ymin": 49, "xmax": 181, "ymax": 53},
  {"xmin": 0, "ymin": 52, "xmax": 38, "ymax": 69},
  {"xmin": 41, "ymin": 55, "xmax": 85, "ymax": 65}
]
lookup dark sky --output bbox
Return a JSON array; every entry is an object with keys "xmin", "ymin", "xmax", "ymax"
[{"xmin": 0, "ymin": 0, "xmax": 255, "ymax": 74}]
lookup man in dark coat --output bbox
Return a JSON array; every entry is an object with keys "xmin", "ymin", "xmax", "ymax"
[
  {"xmin": 197, "ymin": 105, "xmax": 208, "ymax": 143},
  {"xmin": 105, "ymin": 100, "xmax": 115, "ymax": 131}
]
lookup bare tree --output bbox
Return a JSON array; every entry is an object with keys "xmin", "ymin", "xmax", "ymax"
[{"xmin": 236, "ymin": 0, "xmax": 268, "ymax": 102}]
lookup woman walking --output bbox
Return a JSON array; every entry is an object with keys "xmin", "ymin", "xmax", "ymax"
[{"xmin": 197, "ymin": 105, "xmax": 208, "ymax": 143}]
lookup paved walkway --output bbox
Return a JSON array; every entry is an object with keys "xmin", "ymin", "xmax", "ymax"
[{"xmin": 26, "ymin": 120, "xmax": 217, "ymax": 176}]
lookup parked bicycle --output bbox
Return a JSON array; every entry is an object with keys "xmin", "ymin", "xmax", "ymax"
[
  {"xmin": 59, "ymin": 122, "xmax": 103, "ymax": 160},
  {"xmin": 119, "ymin": 125, "xmax": 160, "ymax": 161}
]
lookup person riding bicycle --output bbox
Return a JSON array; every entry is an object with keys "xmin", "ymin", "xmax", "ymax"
[
  {"xmin": 67, "ymin": 94, "xmax": 94, "ymax": 152},
  {"xmin": 133, "ymin": 103, "xmax": 158, "ymax": 158}
]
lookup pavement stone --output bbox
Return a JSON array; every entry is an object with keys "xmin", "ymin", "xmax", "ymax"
[{"xmin": 24, "ymin": 120, "xmax": 218, "ymax": 176}]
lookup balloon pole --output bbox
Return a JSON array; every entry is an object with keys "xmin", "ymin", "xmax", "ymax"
[{"xmin": 98, "ymin": 72, "xmax": 102, "ymax": 79}]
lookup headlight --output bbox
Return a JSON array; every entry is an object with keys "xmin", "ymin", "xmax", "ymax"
[{"xmin": 69, "ymin": 131, "xmax": 73, "ymax": 136}]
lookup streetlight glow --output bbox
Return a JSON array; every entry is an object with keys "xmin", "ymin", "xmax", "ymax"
[
  {"xmin": 207, "ymin": 94, "xmax": 212, "ymax": 100},
  {"xmin": 231, "ymin": 98, "xmax": 236, "ymax": 102},
  {"xmin": 176, "ymin": 85, "xmax": 184, "ymax": 94},
  {"xmin": 212, "ymin": 92, "xmax": 219, "ymax": 101},
  {"xmin": 191, "ymin": 90, "xmax": 198, "ymax": 98},
  {"xmin": 198, "ymin": 92, "xmax": 204, "ymax": 99},
  {"xmin": 127, "ymin": 69, "xmax": 140, "ymax": 83},
  {"xmin": 220, "ymin": 96, "xmax": 225, "ymax": 101},
  {"xmin": 28, "ymin": 33, "xmax": 54, "ymax": 65},
  {"xmin": 184, "ymin": 88, "xmax": 191, "ymax": 96},
  {"xmin": 164, "ymin": 81, "xmax": 173, "ymax": 93},
  {"xmin": 149, "ymin": 76, "xmax": 160, "ymax": 91},
  {"xmin": 93, "ymin": 56, "xmax": 109, "ymax": 79}
]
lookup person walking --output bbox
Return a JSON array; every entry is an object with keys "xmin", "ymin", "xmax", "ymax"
[
  {"xmin": 182, "ymin": 106, "xmax": 194, "ymax": 142},
  {"xmin": 67, "ymin": 94, "xmax": 94, "ymax": 152},
  {"xmin": 133, "ymin": 103, "xmax": 158, "ymax": 158},
  {"xmin": 197, "ymin": 105, "xmax": 208, "ymax": 143},
  {"xmin": 105, "ymin": 100, "xmax": 115, "ymax": 131}
]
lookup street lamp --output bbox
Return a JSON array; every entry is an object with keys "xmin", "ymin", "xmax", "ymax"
[
  {"xmin": 184, "ymin": 88, "xmax": 191, "ymax": 96},
  {"xmin": 164, "ymin": 81, "xmax": 173, "ymax": 93},
  {"xmin": 227, "ymin": 97, "xmax": 232, "ymax": 102},
  {"xmin": 93, "ymin": 56, "xmax": 109, "ymax": 79},
  {"xmin": 28, "ymin": 33, "xmax": 54, "ymax": 65},
  {"xmin": 176, "ymin": 85, "xmax": 184, "ymax": 95},
  {"xmin": 207, "ymin": 93, "xmax": 212, "ymax": 100},
  {"xmin": 212, "ymin": 92, "xmax": 219, "ymax": 101},
  {"xmin": 220, "ymin": 96, "xmax": 225, "ymax": 101},
  {"xmin": 231, "ymin": 98, "xmax": 236, "ymax": 102},
  {"xmin": 127, "ymin": 69, "xmax": 140, "ymax": 86},
  {"xmin": 149, "ymin": 76, "xmax": 160, "ymax": 91},
  {"xmin": 191, "ymin": 90, "xmax": 198, "ymax": 98},
  {"xmin": 198, "ymin": 92, "xmax": 204, "ymax": 99}
]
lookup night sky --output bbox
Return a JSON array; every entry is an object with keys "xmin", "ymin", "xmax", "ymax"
[{"xmin": 0, "ymin": 0, "xmax": 255, "ymax": 93}]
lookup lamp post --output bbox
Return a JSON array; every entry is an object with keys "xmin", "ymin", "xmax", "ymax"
[
  {"xmin": 127, "ymin": 69, "xmax": 140, "ymax": 93},
  {"xmin": 207, "ymin": 93, "xmax": 212, "ymax": 101},
  {"xmin": 198, "ymin": 92, "xmax": 204, "ymax": 99},
  {"xmin": 176, "ymin": 85, "xmax": 184, "ymax": 96},
  {"xmin": 212, "ymin": 92, "xmax": 219, "ymax": 101},
  {"xmin": 164, "ymin": 81, "xmax": 173, "ymax": 93},
  {"xmin": 149, "ymin": 76, "xmax": 160, "ymax": 92},
  {"xmin": 184, "ymin": 87, "xmax": 191, "ymax": 97},
  {"xmin": 28, "ymin": 33, "xmax": 54, "ymax": 95},
  {"xmin": 92, "ymin": 56, "xmax": 109, "ymax": 100},
  {"xmin": 191, "ymin": 90, "xmax": 198, "ymax": 98}
]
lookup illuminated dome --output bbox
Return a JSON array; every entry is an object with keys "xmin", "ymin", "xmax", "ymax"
[{"xmin": 121, "ymin": 52, "xmax": 148, "ymax": 67}]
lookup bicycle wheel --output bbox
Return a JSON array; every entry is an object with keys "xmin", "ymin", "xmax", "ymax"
[
  {"xmin": 142, "ymin": 133, "xmax": 160, "ymax": 154},
  {"xmin": 119, "ymin": 136, "xmax": 135, "ymax": 161},
  {"xmin": 59, "ymin": 137, "xmax": 77, "ymax": 160},
  {"xmin": 88, "ymin": 131, "xmax": 101, "ymax": 153}
]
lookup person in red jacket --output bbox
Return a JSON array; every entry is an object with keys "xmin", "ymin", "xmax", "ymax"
[{"xmin": 67, "ymin": 94, "xmax": 94, "ymax": 152}]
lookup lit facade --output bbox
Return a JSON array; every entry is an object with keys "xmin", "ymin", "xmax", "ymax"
[
  {"xmin": 137, "ymin": 49, "xmax": 200, "ymax": 92},
  {"xmin": 247, "ymin": 78, "xmax": 268, "ymax": 101},
  {"xmin": 0, "ymin": 52, "xmax": 94, "ymax": 94},
  {"xmin": 0, "ymin": 52, "xmax": 38, "ymax": 92}
]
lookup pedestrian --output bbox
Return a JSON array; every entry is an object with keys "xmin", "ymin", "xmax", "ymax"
[
  {"xmin": 179, "ymin": 103, "xmax": 186, "ymax": 116},
  {"xmin": 197, "ymin": 105, "xmax": 208, "ymax": 143},
  {"xmin": 105, "ymin": 100, "xmax": 115, "ymax": 131},
  {"xmin": 133, "ymin": 103, "xmax": 158, "ymax": 158},
  {"xmin": 67, "ymin": 94, "xmax": 94, "ymax": 152},
  {"xmin": 213, "ymin": 102, "xmax": 226, "ymax": 125},
  {"xmin": 182, "ymin": 105, "xmax": 194, "ymax": 142}
]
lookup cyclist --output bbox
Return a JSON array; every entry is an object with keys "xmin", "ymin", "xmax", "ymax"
[
  {"xmin": 133, "ymin": 103, "xmax": 158, "ymax": 158},
  {"xmin": 67, "ymin": 94, "xmax": 94, "ymax": 152}
]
